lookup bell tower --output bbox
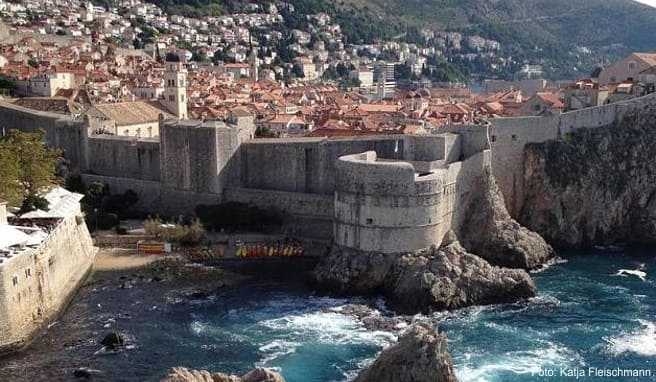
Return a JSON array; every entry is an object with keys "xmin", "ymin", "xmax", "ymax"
[
  {"xmin": 163, "ymin": 53, "xmax": 188, "ymax": 119},
  {"xmin": 249, "ymin": 49, "xmax": 259, "ymax": 82}
]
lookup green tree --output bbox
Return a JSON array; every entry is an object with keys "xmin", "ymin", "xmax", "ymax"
[
  {"xmin": 0, "ymin": 130, "xmax": 60, "ymax": 207},
  {"xmin": 0, "ymin": 137, "xmax": 21, "ymax": 205}
]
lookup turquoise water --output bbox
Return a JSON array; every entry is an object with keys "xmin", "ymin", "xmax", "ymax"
[
  {"xmin": 1, "ymin": 250, "xmax": 655, "ymax": 381},
  {"xmin": 443, "ymin": 250, "xmax": 656, "ymax": 381}
]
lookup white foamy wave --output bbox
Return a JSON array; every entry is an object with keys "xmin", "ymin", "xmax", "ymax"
[
  {"xmin": 341, "ymin": 357, "xmax": 377, "ymax": 382},
  {"xmin": 189, "ymin": 320, "xmax": 251, "ymax": 342},
  {"xmin": 257, "ymin": 340, "xmax": 300, "ymax": 366},
  {"xmin": 605, "ymin": 320, "xmax": 656, "ymax": 357},
  {"xmin": 530, "ymin": 257, "xmax": 569, "ymax": 274},
  {"xmin": 260, "ymin": 311, "xmax": 397, "ymax": 347},
  {"xmin": 190, "ymin": 320, "xmax": 207, "ymax": 336},
  {"xmin": 455, "ymin": 342, "xmax": 581, "ymax": 382}
]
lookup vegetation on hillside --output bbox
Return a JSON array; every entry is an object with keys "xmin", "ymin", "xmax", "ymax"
[
  {"xmin": 125, "ymin": 0, "xmax": 656, "ymax": 79},
  {"xmin": 335, "ymin": 0, "xmax": 656, "ymax": 78}
]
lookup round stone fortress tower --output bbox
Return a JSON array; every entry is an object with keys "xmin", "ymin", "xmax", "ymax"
[{"xmin": 334, "ymin": 151, "xmax": 450, "ymax": 253}]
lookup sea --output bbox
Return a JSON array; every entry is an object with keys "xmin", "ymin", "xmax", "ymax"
[{"xmin": 0, "ymin": 248, "xmax": 654, "ymax": 382}]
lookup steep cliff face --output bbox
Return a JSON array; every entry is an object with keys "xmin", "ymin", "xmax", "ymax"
[
  {"xmin": 460, "ymin": 170, "xmax": 555, "ymax": 269},
  {"xmin": 520, "ymin": 108, "xmax": 656, "ymax": 248},
  {"xmin": 355, "ymin": 323, "xmax": 458, "ymax": 382}
]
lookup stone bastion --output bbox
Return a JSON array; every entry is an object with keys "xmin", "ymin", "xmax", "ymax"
[{"xmin": 334, "ymin": 151, "xmax": 449, "ymax": 253}]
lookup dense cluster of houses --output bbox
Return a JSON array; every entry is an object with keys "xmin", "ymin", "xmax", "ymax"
[{"xmin": 1, "ymin": 0, "xmax": 656, "ymax": 138}]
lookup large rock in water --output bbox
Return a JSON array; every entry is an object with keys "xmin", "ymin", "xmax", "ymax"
[
  {"xmin": 459, "ymin": 170, "xmax": 554, "ymax": 269},
  {"xmin": 314, "ymin": 239, "xmax": 535, "ymax": 314},
  {"xmin": 520, "ymin": 107, "xmax": 656, "ymax": 248},
  {"xmin": 161, "ymin": 367, "xmax": 284, "ymax": 382},
  {"xmin": 355, "ymin": 323, "xmax": 458, "ymax": 382}
]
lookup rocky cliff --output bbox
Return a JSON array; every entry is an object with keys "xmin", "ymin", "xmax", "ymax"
[
  {"xmin": 355, "ymin": 323, "xmax": 458, "ymax": 382},
  {"xmin": 460, "ymin": 170, "xmax": 554, "ymax": 269},
  {"xmin": 314, "ymin": 235, "xmax": 536, "ymax": 314},
  {"xmin": 161, "ymin": 367, "xmax": 285, "ymax": 382},
  {"xmin": 520, "ymin": 108, "xmax": 656, "ymax": 248}
]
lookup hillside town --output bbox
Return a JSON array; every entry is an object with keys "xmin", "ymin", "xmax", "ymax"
[
  {"xmin": 0, "ymin": 0, "xmax": 654, "ymax": 138},
  {"xmin": 3, "ymin": 0, "xmax": 656, "ymax": 381}
]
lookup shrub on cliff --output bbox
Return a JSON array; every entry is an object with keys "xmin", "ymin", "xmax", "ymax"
[{"xmin": 144, "ymin": 218, "xmax": 205, "ymax": 246}]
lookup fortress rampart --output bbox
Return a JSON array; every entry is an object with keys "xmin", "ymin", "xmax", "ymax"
[
  {"xmin": 489, "ymin": 92, "xmax": 656, "ymax": 217},
  {"xmin": 0, "ymin": 211, "xmax": 96, "ymax": 354},
  {"xmin": 2, "ymin": 92, "xmax": 656, "ymax": 247}
]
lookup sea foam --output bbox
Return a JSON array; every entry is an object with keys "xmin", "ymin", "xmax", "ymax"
[
  {"xmin": 606, "ymin": 320, "xmax": 656, "ymax": 357},
  {"xmin": 455, "ymin": 341, "xmax": 581, "ymax": 382},
  {"xmin": 260, "ymin": 311, "xmax": 397, "ymax": 347}
]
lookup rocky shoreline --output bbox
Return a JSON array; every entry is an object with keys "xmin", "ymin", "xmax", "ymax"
[
  {"xmin": 313, "ymin": 237, "xmax": 536, "ymax": 314},
  {"xmin": 161, "ymin": 322, "xmax": 458, "ymax": 382}
]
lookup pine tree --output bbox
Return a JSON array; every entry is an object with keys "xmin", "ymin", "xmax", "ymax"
[{"xmin": 0, "ymin": 130, "xmax": 60, "ymax": 207}]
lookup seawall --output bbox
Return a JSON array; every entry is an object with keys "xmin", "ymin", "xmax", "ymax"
[
  {"xmin": 490, "ymin": 92, "xmax": 656, "ymax": 217},
  {"xmin": 0, "ymin": 214, "xmax": 97, "ymax": 355},
  {"xmin": 4, "ymin": 92, "xmax": 656, "ymax": 231}
]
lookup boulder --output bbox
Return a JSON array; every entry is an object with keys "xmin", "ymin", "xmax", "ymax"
[
  {"xmin": 314, "ymin": 240, "xmax": 535, "ymax": 314},
  {"xmin": 73, "ymin": 368, "xmax": 102, "ymax": 379},
  {"xmin": 389, "ymin": 242, "xmax": 536, "ymax": 313},
  {"xmin": 100, "ymin": 332, "xmax": 124, "ymax": 350},
  {"xmin": 160, "ymin": 367, "xmax": 284, "ymax": 382},
  {"xmin": 355, "ymin": 323, "xmax": 458, "ymax": 382},
  {"xmin": 241, "ymin": 368, "xmax": 285, "ymax": 382}
]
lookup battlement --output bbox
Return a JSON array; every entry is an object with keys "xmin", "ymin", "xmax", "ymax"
[
  {"xmin": 4, "ymin": 91, "xmax": 654, "ymax": 249},
  {"xmin": 333, "ymin": 132, "xmax": 490, "ymax": 253}
]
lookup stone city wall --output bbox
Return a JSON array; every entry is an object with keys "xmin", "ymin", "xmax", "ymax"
[
  {"xmin": 0, "ymin": 101, "xmax": 87, "ymax": 172},
  {"xmin": 489, "ymin": 91, "xmax": 656, "ymax": 217},
  {"xmin": 224, "ymin": 187, "xmax": 335, "ymax": 240},
  {"xmin": 334, "ymin": 151, "xmax": 443, "ymax": 253},
  {"xmin": 81, "ymin": 174, "xmax": 163, "ymax": 213},
  {"xmin": 333, "ymin": 148, "xmax": 491, "ymax": 253},
  {"xmin": 0, "ymin": 214, "xmax": 96, "ymax": 354},
  {"xmin": 489, "ymin": 116, "xmax": 558, "ymax": 216},
  {"xmin": 87, "ymin": 136, "xmax": 160, "ymax": 181},
  {"xmin": 239, "ymin": 135, "xmax": 460, "ymax": 196}
]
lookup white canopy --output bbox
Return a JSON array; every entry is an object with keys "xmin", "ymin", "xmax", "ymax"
[
  {"xmin": 0, "ymin": 225, "xmax": 30, "ymax": 250},
  {"xmin": 21, "ymin": 187, "xmax": 84, "ymax": 219}
]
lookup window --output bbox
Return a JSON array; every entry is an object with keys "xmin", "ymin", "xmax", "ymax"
[
  {"xmin": 181, "ymin": 95, "xmax": 185, "ymax": 102},
  {"xmin": 12, "ymin": 276, "xmax": 18, "ymax": 286},
  {"xmin": 490, "ymin": 135, "xmax": 497, "ymax": 142},
  {"xmin": 511, "ymin": 134, "xmax": 518, "ymax": 142},
  {"xmin": 169, "ymin": 95, "xmax": 174, "ymax": 102},
  {"xmin": 25, "ymin": 268, "xmax": 31, "ymax": 278},
  {"xmin": 628, "ymin": 61, "xmax": 637, "ymax": 71},
  {"xmin": 366, "ymin": 218, "xmax": 373, "ymax": 225}
]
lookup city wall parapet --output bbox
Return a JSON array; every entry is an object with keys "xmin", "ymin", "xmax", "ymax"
[{"xmin": 0, "ymin": 214, "xmax": 96, "ymax": 354}]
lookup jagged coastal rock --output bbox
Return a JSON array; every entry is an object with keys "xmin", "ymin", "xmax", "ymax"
[
  {"xmin": 314, "ymin": 238, "xmax": 536, "ymax": 314},
  {"xmin": 460, "ymin": 171, "xmax": 555, "ymax": 269},
  {"xmin": 355, "ymin": 323, "xmax": 458, "ymax": 382},
  {"xmin": 161, "ymin": 367, "xmax": 285, "ymax": 382},
  {"xmin": 521, "ymin": 108, "xmax": 656, "ymax": 248}
]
